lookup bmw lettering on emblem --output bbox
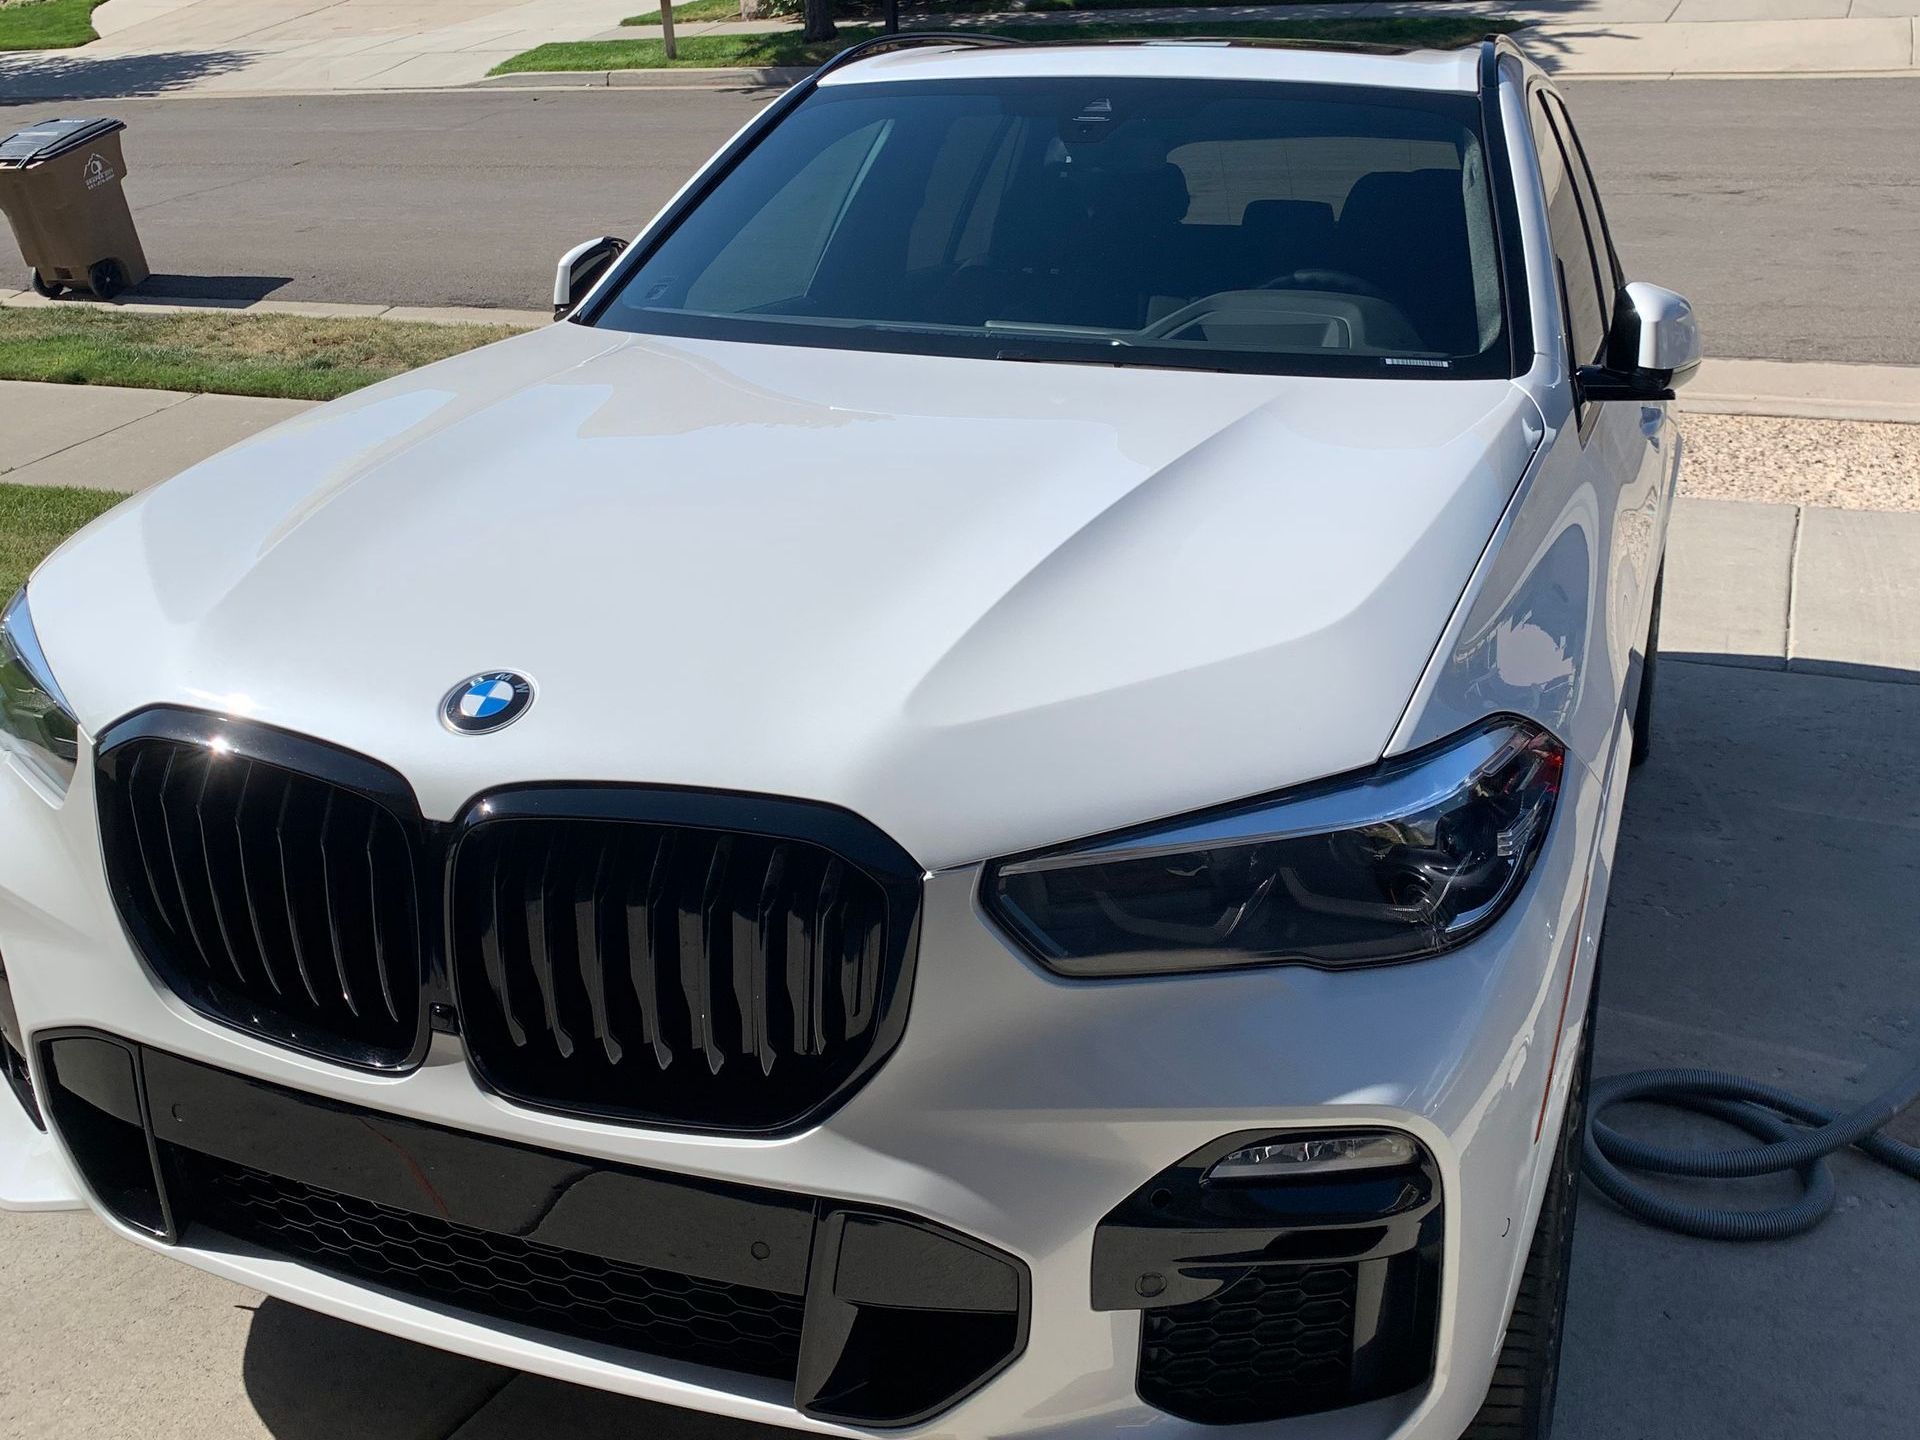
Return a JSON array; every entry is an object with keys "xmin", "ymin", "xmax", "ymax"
[{"xmin": 442, "ymin": 671, "xmax": 534, "ymax": 735}]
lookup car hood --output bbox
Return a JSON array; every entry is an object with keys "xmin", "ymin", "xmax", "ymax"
[{"xmin": 34, "ymin": 323, "xmax": 1540, "ymax": 869}]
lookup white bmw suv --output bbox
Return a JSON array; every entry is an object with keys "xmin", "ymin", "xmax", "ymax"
[{"xmin": 1, "ymin": 34, "xmax": 1697, "ymax": 1440}]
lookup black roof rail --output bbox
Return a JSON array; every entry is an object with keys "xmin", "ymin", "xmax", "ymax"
[
  {"xmin": 808, "ymin": 30, "xmax": 1026, "ymax": 83},
  {"xmin": 1478, "ymin": 32, "xmax": 1535, "ymax": 90}
]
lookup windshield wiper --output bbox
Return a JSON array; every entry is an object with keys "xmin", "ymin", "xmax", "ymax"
[{"xmin": 993, "ymin": 349, "xmax": 1234, "ymax": 374}]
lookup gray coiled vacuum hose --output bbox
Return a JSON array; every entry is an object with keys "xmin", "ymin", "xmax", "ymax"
[{"xmin": 1581, "ymin": 1060, "xmax": 1920, "ymax": 1240}]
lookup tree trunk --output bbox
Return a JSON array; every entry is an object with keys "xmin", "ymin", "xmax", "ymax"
[{"xmin": 802, "ymin": 0, "xmax": 836, "ymax": 43}]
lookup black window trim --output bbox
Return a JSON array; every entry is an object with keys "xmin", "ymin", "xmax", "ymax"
[{"xmin": 1525, "ymin": 76, "xmax": 1611, "ymax": 439}]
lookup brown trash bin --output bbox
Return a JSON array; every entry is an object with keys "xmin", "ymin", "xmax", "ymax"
[{"xmin": 0, "ymin": 117, "xmax": 150, "ymax": 300}]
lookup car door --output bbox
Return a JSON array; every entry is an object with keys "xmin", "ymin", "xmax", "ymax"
[{"xmin": 1531, "ymin": 87, "xmax": 1668, "ymax": 720}]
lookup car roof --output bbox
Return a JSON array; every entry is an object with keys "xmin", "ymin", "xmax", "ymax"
[{"xmin": 816, "ymin": 39, "xmax": 1487, "ymax": 94}]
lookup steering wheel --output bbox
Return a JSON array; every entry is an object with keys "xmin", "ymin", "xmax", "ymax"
[{"xmin": 1260, "ymin": 268, "xmax": 1396, "ymax": 304}]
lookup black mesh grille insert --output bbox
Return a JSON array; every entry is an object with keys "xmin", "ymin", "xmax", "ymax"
[
  {"xmin": 176, "ymin": 1151, "xmax": 806, "ymax": 1381},
  {"xmin": 98, "ymin": 735, "xmax": 423, "ymax": 1067},
  {"xmin": 451, "ymin": 815, "xmax": 906, "ymax": 1131},
  {"xmin": 1138, "ymin": 1264, "xmax": 1357, "ymax": 1424}
]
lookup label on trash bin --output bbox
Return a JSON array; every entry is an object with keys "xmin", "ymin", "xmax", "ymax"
[{"xmin": 82, "ymin": 153, "xmax": 115, "ymax": 190}]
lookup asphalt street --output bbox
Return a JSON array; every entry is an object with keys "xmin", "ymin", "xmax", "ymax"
[{"xmin": 3, "ymin": 77, "xmax": 1918, "ymax": 364}]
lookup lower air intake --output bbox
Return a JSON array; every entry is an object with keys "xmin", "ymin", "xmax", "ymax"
[
  {"xmin": 180, "ymin": 1152, "xmax": 806, "ymax": 1380},
  {"xmin": 44, "ymin": 1037, "xmax": 1030, "ymax": 1426}
]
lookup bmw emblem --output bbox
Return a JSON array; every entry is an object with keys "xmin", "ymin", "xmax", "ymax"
[{"xmin": 442, "ymin": 671, "xmax": 535, "ymax": 735}]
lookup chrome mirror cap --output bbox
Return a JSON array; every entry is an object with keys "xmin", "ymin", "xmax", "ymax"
[{"xmin": 1622, "ymin": 281, "xmax": 1701, "ymax": 387}]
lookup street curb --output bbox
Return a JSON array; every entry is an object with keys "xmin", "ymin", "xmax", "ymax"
[
  {"xmin": 0, "ymin": 292, "xmax": 549, "ymax": 330},
  {"xmin": 476, "ymin": 66, "xmax": 809, "ymax": 89},
  {"xmin": 1677, "ymin": 397, "xmax": 1920, "ymax": 424},
  {"xmin": 1678, "ymin": 359, "xmax": 1920, "ymax": 426}
]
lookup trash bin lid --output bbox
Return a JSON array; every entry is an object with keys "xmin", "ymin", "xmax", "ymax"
[{"xmin": 0, "ymin": 118, "xmax": 125, "ymax": 169}]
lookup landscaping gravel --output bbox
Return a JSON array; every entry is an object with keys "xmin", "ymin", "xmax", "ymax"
[{"xmin": 1677, "ymin": 413, "xmax": 1920, "ymax": 513}]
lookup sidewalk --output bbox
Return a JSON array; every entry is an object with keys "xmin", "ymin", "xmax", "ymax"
[
  {"xmin": 3, "ymin": 0, "xmax": 1920, "ymax": 97},
  {"xmin": 0, "ymin": 290, "xmax": 549, "ymax": 330}
]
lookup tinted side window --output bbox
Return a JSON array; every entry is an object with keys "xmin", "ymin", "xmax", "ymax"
[
  {"xmin": 1531, "ymin": 94, "xmax": 1606, "ymax": 368},
  {"xmin": 1544, "ymin": 96, "xmax": 1618, "ymax": 352},
  {"xmin": 1546, "ymin": 95, "xmax": 1619, "ymax": 297}
]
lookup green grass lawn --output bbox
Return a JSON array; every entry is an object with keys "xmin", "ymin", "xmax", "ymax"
[
  {"xmin": 499, "ymin": 15, "xmax": 1516, "ymax": 71},
  {"xmin": 0, "ymin": 308, "xmax": 530, "ymax": 402},
  {"xmin": 623, "ymin": 0, "xmax": 1397, "ymax": 23},
  {"xmin": 0, "ymin": 483, "xmax": 126, "ymax": 596},
  {"xmin": 0, "ymin": 0, "xmax": 105, "ymax": 50},
  {"xmin": 624, "ymin": 0, "xmax": 743, "ymax": 24}
]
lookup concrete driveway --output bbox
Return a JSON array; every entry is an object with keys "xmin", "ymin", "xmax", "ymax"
[
  {"xmin": 3, "ymin": 496, "xmax": 1918, "ymax": 1437},
  {"xmin": 3, "ymin": 0, "xmax": 638, "ymax": 94}
]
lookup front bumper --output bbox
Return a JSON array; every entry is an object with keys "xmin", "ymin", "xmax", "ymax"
[{"xmin": 0, "ymin": 738, "xmax": 1616, "ymax": 1440}]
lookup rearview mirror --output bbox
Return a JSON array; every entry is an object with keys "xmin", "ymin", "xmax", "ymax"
[
  {"xmin": 1578, "ymin": 282, "xmax": 1701, "ymax": 403},
  {"xmin": 553, "ymin": 235, "xmax": 628, "ymax": 320}
]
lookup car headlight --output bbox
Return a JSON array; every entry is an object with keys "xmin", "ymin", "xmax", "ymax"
[
  {"xmin": 0, "ymin": 589, "xmax": 80, "ymax": 794},
  {"xmin": 983, "ymin": 717, "xmax": 1565, "ymax": 977}
]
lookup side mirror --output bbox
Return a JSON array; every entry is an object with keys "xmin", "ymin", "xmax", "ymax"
[
  {"xmin": 1578, "ymin": 282, "xmax": 1701, "ymax": 403},
  {"xmin": 553, "ymin": 235, "xmax": 628, "ymax": 320}
]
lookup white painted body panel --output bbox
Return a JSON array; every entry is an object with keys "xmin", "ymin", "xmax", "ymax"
[
  {"xmin": 0, "ymin": 41, "xmax": 1678, "ymax": 1440},
  {"xmin": 27, "ymin": 324, "xmax": 1537, "ymax": 869}
]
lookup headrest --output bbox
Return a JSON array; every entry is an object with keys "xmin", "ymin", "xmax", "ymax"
[
  {"xmin": 1339, "ymin": 168, "xmax": 1463, "ymax": 228},
  {"xmin": 1240, "ymin": 198, "xmax": 1336, "ymax": 249},
  {"xmin": 1087, "ymin": 162, "xmax": 1191, "ymax": 228}
]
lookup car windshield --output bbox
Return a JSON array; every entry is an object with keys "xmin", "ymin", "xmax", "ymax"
[{"xmin": 591, "ymin": 74, "xmax": 1510, "ymax": 378}]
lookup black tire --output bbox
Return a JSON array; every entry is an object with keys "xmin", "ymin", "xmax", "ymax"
[
  {"xmin": 1460, "ymin": 980, "xmax": 1594, "ymax": 1440},
  {"xmin": 28, "ymin": 268, "xmax": 60, "ymax": 298},
  {"xmin": 1630, "ymin": 566, "xmax": 1663, "ymax": 768},
  {"xmin": 87, "ymin": 258, "xmax": 126, "ymax": 300}
]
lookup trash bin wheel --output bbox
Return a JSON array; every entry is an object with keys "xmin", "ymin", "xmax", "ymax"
[
  {"xmin": 28, "ymin": 268, "xmax": 62, "ymax": 298},
  {"xmin": 87, "ymin": 259, "xmax": 127, "ymax": 300}
]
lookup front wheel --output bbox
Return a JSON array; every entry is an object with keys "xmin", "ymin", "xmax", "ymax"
[{"xmin": 1459, "ymin": 978, "xmax": 1594, "ymax": 1439}]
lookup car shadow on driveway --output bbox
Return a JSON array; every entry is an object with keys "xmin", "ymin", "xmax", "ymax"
[
  {"xmin": 223, "ymin": 656, "xmax": 1919, "ymax": 1440},
  {"xmin": 241, "ymin": 1295, "xmax": 786, "ymax": 1438}
]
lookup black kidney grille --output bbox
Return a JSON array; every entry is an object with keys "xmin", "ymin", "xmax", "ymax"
[
  {"xmin": 179, "ymin": 1152, "xmax": 805, "ymax": 1381},
  {"xmin": 101, "ymin": 738, "xmax": 422, "ymax": 1065},
  {"xmin": 452, "ymin": 819, "xmax": 896, "ymax": 1130}
]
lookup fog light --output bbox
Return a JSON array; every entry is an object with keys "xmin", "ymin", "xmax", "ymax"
[{"xmin": 1205, "ymin": 1132, "xmax": 1418, "ymax": 1182}]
